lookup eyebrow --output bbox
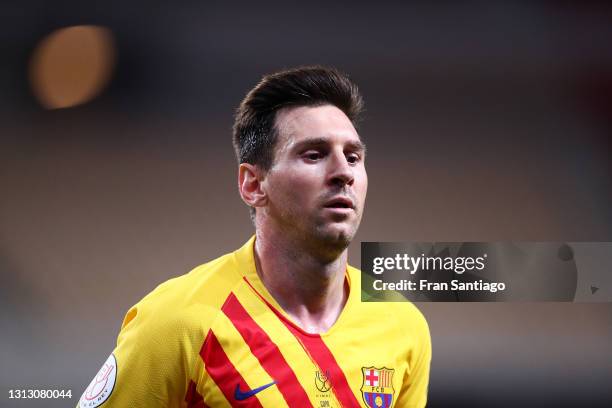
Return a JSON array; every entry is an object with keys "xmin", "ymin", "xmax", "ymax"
[{"xmin": 291, "ymin": 137, "xmax": 367, "ymax": 155}]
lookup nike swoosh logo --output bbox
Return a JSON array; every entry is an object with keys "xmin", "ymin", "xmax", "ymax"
[{"xmin": 234, "ymin": 381, "xmax": 276, "ymax": 401}]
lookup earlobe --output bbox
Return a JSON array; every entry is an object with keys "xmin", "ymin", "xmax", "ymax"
[{"xmin": 238, "ymin": 163, "xmax": 267, "ymax": 207}]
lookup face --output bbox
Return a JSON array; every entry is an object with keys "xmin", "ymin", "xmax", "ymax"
[{"xmin": 260, "ymin": 104, "xmax": 368, "ymax": 256}]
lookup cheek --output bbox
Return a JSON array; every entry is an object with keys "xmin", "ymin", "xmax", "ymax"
[
  {"xmin": 267, "ymin": 168, "xmax": 319, "ymax": 204},
  {"xmin": 357, "ymin": 169, "xmax": 368, "ymax": 200}
]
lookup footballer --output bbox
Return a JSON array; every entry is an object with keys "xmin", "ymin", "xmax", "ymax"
[{"xmin": 78, "ymin": 66, "xmax": 431, "ymax": 408}]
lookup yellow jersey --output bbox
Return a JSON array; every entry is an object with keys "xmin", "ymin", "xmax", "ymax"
[{"xmin": 79, "ymin": 237, "xmax": 431, "ymax": 408}]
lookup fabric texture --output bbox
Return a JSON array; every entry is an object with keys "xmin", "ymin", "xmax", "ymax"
[{"xmin": 79, "ymin": 236, "xmax": 430, "ymax": 408}]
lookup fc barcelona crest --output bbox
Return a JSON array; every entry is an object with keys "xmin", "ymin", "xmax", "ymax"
[{"xmin": 360, "ymin": 367, "xmax": 395, "ymax": 408}]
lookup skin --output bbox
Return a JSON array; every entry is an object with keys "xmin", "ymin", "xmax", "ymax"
[{"xmin": 238, "ymin": 104, "xmax": 368, "ymax": 333}]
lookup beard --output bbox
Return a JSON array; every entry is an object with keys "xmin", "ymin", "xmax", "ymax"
[
  {"xmin": 275, "ymin": 203, "xmax": 363, "ymax": 264},
  {"xmin": 310, "ymin": 218, "xmax": 355, "ymax": 255}
]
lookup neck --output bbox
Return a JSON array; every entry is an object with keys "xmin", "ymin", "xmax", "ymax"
[{"xmin": 254, "ymin": 229, "xmax": 349, "ymax": 334}]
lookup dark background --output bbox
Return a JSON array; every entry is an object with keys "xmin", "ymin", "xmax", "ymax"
[{"xmin": 1, "ymin": 1, "xmax": 611, "ymax": 407}]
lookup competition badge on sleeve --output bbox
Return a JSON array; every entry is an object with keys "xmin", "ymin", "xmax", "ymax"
[
  {"xmin": 360, "ymin": 367, "xmax": 395, "ymax": 408},
  {"xmin": 79, "ymin": 353, "xmax": 117, "ymax": 407}
]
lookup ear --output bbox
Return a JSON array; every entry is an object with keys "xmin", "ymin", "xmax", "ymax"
[{"xmin": 238, "ymin": 163, "xmax": 267, "ymax": 208}]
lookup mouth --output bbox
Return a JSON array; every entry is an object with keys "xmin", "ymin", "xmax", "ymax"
[{"xmin": 323, "ymin": 196, "xmax": 355, "ymax": 210}]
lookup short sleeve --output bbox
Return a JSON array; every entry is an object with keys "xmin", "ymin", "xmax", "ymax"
[
  {"xmin": 77, "ymin": 303, "xmax": 190, "ymax": 408},
  {"xmin": 395, "ymin": 307, "xmax": 432, "ymax": 408}
]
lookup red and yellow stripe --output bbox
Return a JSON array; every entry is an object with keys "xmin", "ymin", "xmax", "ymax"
[{"xmin": 192, "ymin": 277, "xmax": 362, "ymax": 407}]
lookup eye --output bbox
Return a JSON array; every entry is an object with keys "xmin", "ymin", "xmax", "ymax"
[
  {"xmin": 346, "ymin": 153, "xmax": 361, "ymax": 164},
  {"xmin": 302, "ymin": 150, "xmax": 324, "ymax": 161}
]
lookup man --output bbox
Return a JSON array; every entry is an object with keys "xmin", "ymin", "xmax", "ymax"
[{"xmin": 79, "ymin": 66, "xmax": 431, "ymax": 408}]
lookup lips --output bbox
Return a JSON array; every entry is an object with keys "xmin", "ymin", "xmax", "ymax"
[{"xmin": 324, "ymin": 196, "xmax": 355, "ymax": 209}]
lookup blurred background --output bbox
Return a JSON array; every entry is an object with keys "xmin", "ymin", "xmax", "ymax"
[{"xmin": 1, "ymin": 1, "xmax": 611, "ymax": 407}]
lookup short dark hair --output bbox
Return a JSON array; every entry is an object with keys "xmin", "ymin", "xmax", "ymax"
[{"xmin": 232, "ymin": 66, "xmax": 364, "ymax": 170}]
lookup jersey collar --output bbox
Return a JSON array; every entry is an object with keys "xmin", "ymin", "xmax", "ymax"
[{"xmin": 231, "ymin": 235, "xmax": 359, "ymax": 336}]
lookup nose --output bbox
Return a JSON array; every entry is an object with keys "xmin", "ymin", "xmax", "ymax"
[{"xmin": 327, "ymin": 150, "xmax": 354, "ymax": 187}]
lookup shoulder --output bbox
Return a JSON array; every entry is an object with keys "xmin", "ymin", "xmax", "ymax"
[
  {"xmin": 79, "ymin": 242, "xmax": 255, "ymax": 407},
  {"xmin": 140, "ymin": 251, "xmax": 241, "ymax": 308},
  {"xmin": 119, "ymin": 250, "xmax": 244, "ymax": 344},
  {"xmin": 347, "ymin": 264, "xmax": 430, "ymax": 340}
]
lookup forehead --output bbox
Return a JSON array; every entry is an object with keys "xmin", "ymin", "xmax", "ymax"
[{"xmin": 274, "ymin": 104, "xmax": 360, "ymax": 150}]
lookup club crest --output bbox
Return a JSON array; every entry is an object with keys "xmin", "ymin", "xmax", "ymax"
[{"xmin": 360, "ymin": 367, "xmax": 395, "ymax": 408}]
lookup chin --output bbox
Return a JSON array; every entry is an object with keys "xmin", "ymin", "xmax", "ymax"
[
  {"xmin": 314, "ymin": 225, "xmax": 355, "ymax": 252},
  {"xmin": 296, "ymin": 228, "xmax": 353, "ymax": 263}
]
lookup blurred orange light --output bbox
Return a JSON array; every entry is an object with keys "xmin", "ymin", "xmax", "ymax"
[{"xmin": 29, "ymin": 25, "xmax": 116, "ymax": 109}]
